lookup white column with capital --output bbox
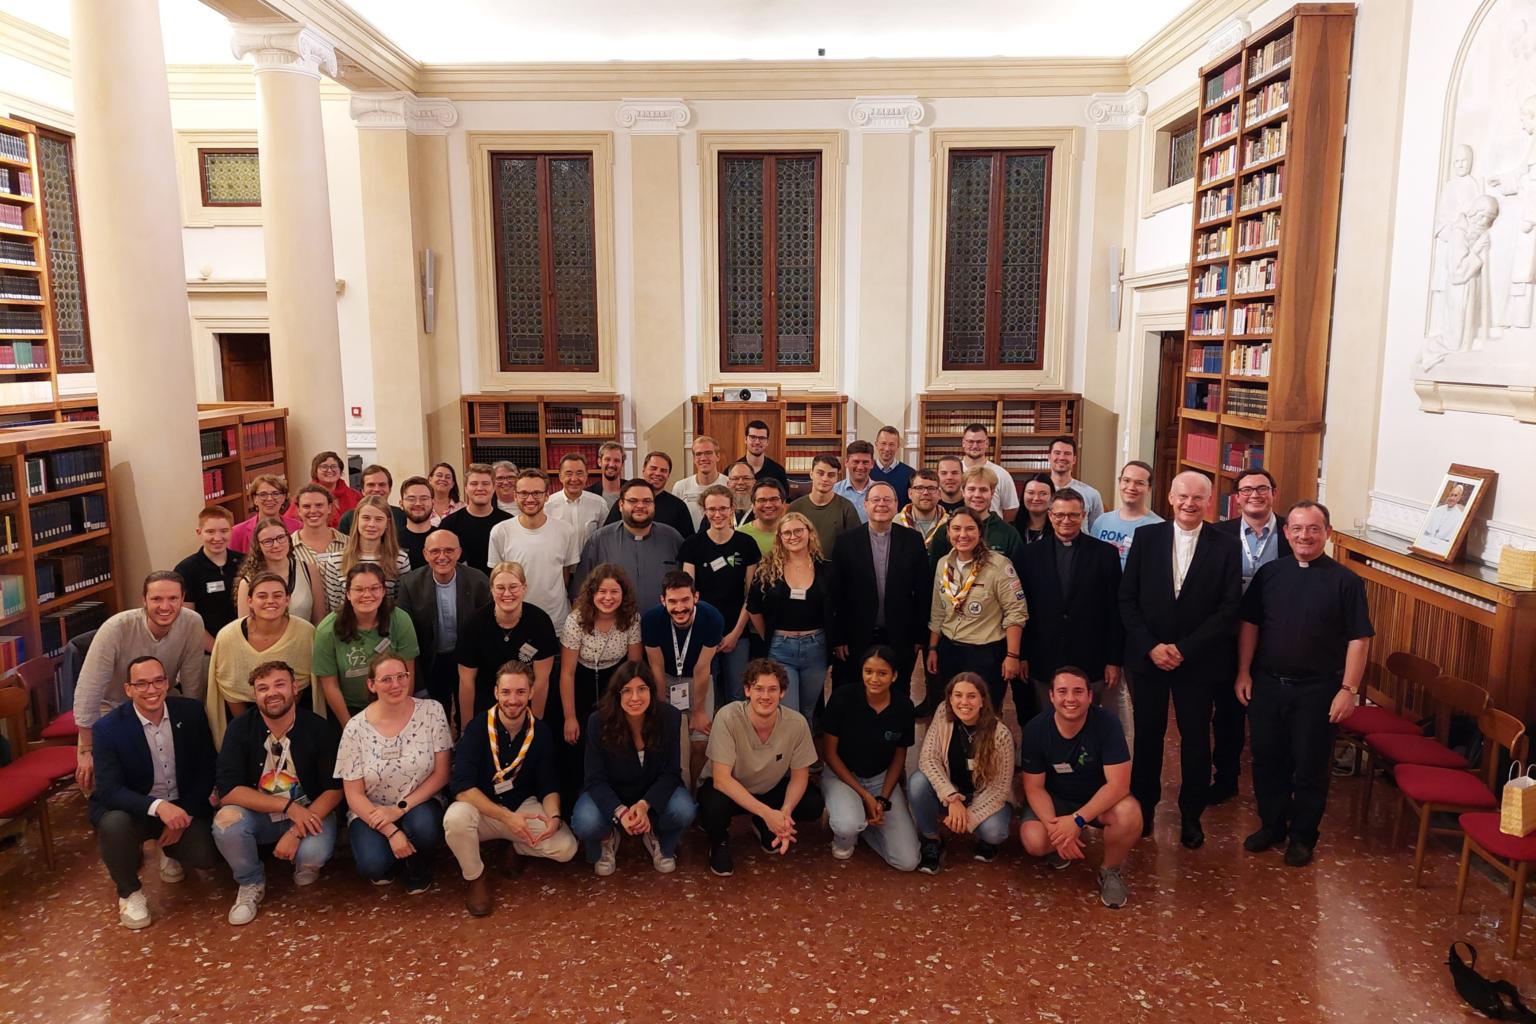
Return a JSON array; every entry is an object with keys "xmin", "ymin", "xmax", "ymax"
[
  {"xmin": 69, "ymin": 0, "xmax": 204, "ymax": 588},
  {"xmin": 231, "ymin": 22, "xmax": 347, "ymax": 482}
]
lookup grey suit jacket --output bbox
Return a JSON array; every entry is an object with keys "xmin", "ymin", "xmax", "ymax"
[{"xmin": 396, "ymin": 564, "xmax": 491, "ymax": 676}]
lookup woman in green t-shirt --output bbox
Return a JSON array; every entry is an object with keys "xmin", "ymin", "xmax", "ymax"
[{"xmin": 314, "ymin": 562, "xmax": 419, "ymax": 725}]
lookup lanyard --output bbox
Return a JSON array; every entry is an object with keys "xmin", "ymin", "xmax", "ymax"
[
  {"xmin": 670, "ymin": 619, "xmax": 695, "ymax": 677},
  {"xmin": 1242, "ymin": 524, "xmax": 1271, "ymax": 576},
  {"xmin": 487, "ymin": 709, "xmax": 535, "ymax": 786}
]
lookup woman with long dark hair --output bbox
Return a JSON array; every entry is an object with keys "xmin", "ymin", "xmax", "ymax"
[
  {"xmin": 555, "ymin": 563, "xmax": 642, "ymax": 810},
  {"xmin": 569, "ymin": 662, "xmax": 696, "ymax": 875},
  {"xmin": 926, "ymin": 508, "xmax": 1027, "ymax": 714},
  {"xmin": 236, "ymin": 516, "xmax": 326, "ymax": 625},
  {"xmin": 910, "ymin": 671, "xmax": 1015, "ymax": 874},
  {"xmin": 313, "ymin": 562, "xmax": 420, "ymax": 725},
  {"xmin": 428, "ymin": 462, "xmax": 464, "ymax": 526}
]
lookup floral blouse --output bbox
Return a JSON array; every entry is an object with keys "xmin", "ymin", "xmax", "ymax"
[
  {"xmin": 560, "ymin": 612, "xmax": 641, "ymax": 670},
  {"xmin": 333, "ymin": 698, "xmax": 451, "ymax": 821}
]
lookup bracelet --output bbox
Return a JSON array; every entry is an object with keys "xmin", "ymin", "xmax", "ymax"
[
  {"xmin": 282, "ymin": 795, "xmax": 296, "ymax": 814},
  {"xmin": 1004, "ymin": 652, "xmax": 1020, "ymax": 659}
]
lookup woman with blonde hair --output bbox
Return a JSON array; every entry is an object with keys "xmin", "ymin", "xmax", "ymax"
[
  {"xmin": 747, "ymin": 510, "xmax": 835, "ymax": 722},
  {"xmin": 236, "ymin": 516, "xmax": 326, "ymax": 625},
  {"xmin": 316, "ymin": 494, "xmax": 411, "ymax": 609},
  {"xmin": 555, "ymin": 563, "xmax": 642, "ymax": 810},
  {"xmin": 228, "ymin": 474, "xmax": 299, "ymax": 556},
  {"xmin": 910, "ymin": 672, "xmax": 1015, "ymax": 873},
  {"xmin": 455, "ymin": 561, "xmax": 560, "ymax": 726},
  {"xmin": 206, "ymin": 570, "xmax": 318, "ymax": 746}
]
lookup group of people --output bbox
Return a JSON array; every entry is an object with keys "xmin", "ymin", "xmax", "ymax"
[{"xmin": 65, "ymin": 417, "xmax": 1373, "ymax": 928}]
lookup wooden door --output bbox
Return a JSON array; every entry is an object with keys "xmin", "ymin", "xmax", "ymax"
[
  {"xmin": 219, "ymin": 333, "xmax": 273, "ymax": 403},
  {"xmin": 1152, "ymin": 332, "xmax": 1183, "ymax": 515}
]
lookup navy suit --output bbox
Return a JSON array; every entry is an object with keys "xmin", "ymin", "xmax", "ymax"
[{"xmin": 90, "ymin": 696, "xmax": 218, "ymax": 896}]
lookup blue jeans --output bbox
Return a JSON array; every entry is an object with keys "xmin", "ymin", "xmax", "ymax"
[
  {"xmin": 713, "ymin": 637, "xmax": 753, "ymax": 706},
  {"xmin": 348, "ymin": 802, "xmax": 445, "ymax": 886},
  {"xmin": 570, "ymin": 787, "xmax": 698, "ymax": 863},
  {"xmin": 822, "ymin": 769, "xmax": 921, "ymax": 871},
  {"xmin": 907, "ymin": 769, "xmax": 1011, "ymax": 844},
  {"xmin": 769, "ymin": 630, "xmax": 828, "ymax": 723},
  {"xmin": 213, "ymin": 805, "xmax": 338, "ymax": 886}
]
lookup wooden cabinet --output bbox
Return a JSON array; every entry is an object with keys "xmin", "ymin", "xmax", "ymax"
[
  {"xmin": 195, "ymin": 403, "xmax": 289, "ymax": 520},
  {"xmin": 690, "ymin": 392, "xmax": 847, "ymax": 479},
  {"xmin": 460, "ymin": 394, "xmax": 622, "ymax": 479},
  {"xmin": 917, "ymin": 392, "xmax": 1081, "ymax": 494}
]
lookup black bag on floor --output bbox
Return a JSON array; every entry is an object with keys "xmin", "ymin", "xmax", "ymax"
[{"xmin": 1449, "ymin": 942, "xmax": 1536, "ymax": 1021}]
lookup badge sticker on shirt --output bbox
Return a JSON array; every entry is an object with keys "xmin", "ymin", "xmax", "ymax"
[
  {"xmin": 965, "ymin": 600, "xmax": 983, "ymax": 617},
  {"xmin": 667, "ymin": 681, "xmax": 690, "ymax": 711},
  {"xmin": 207, "ymin": 580, "xmax": 226, "ymax": 593},
  {"xmin": 380, "ymin": 745, "xmax": 402, "ymax": 761},
  {"xmin": 374, "ymin": 638, "xmax": 393, "ymax": 653},
  {"xmin": 493, "ymin": 778, "xmax": 515, "ymax": 795},
  {"xmin": 517, "ymin": 642, "xmax": 538, "ymax": 661},
  {"xmin": 709, "ymin": 556, "xmax": 728, "ymax": 571},
  {"xmin": 1004, "ymin": 564, "xmax": 1017, "ymax": 578},
  {"xmin": 966, "ymin": 758, "xmax": 977, "ymax": 771},
  {"xmin": 789, "ymin": 587, "xmax": 808, "ymax": 601},
  {"xmin": 1052, "ymin": 762, "xmax": 1074, "ymax": 774}
]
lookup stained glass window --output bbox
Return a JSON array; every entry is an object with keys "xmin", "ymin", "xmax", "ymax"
[
  {"xmin": 719, "ymin": 153, "xmax": 821, "ymax": 372},
  {"xmin": 198, "ymin": 148, "xmax": 261, "ymax": 207},
  {"xmin": 33, "ymin": 126, "xmax": 92, "ymax": 370},
  {"xmin": 490, "ymin": 152, "xmax": 598, "ymax": 372},
  {"xmin": 941, "ymin": 148, "xmax": 1051, "ymax": 371}
]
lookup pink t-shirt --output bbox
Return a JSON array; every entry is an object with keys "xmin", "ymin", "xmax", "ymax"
[{"xmin": 229, "ymin": 509, "xmax": 303, "ymax": 555}]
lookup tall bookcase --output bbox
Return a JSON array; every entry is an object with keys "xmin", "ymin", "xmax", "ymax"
[
  {"xmin": 690, "ymin": 392, "xmax": 848, "ymax": 481},
  {"xmin": 1181, "ymin": 4, "xmax": 1355, "ymax": 519},
  {"xmin": 460, "ymin": 394, "xmax": 623, "ymax": 480},
  {"xmin": 917, "ymin": 393, "xmax": 1082, "ymax": 492},
  {"xmin": 0, "ymin": 116, "xmax": 60, "ymax": 428},
  {"xmin": 195, "ymin": 403, "xmax": 289, "ymax": 520},
  {"xmin": 0, "ymin": 425, "xmax": 118, "ymax": 668}
]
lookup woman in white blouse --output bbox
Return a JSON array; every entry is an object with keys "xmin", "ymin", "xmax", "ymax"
[
  {"xmin": 334, "ymin": 653, "xmax": 452, "ymax": 894},
  {"xmin": 556, "ymin": 563, "xmax": 642, "ymax": 810}
]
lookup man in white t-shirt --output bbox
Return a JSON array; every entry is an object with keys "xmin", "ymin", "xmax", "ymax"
[
  {"xmin": 960, "ymin": 422, "xmax": 1020, "ymax": 523},
  {"xmin": 1090, "ymin": 460, "xmax": 1163, "ymax": 569},
  {"xmin": 1047, "ymin": 435, "xmax": 1105, "ymax": 527},
  {"xmin": 486, "ymin": 469, "xmax": 581, "ymax": 624},
  {"xmin": 545, "ymin": 453, "xmax": 608, "ymax": 544},
  {"xmin": 672, "ymin": 434, "xmax": 725, "ymax": 531}
]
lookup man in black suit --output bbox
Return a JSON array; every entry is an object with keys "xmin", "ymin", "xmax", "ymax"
[
  {"xmin": 1209, "ymin": 468, "xmax": 1291, "ymax": 804},
  {"xmin": 830, "ymin": 482, "xmax": 933, "ymax": 700},
  {"xmin": 90, "ymin": 655, "xmax": 218, "ymax": 930},
  {"xmin": 1017, "ymin": 488, "xmax": 1126, "ymax": 730},
  {"xmin": 1119, "ymin": 470, "xmax": 1241, "ymax": 849},
  {"xmin": 396, "ymin": 529, "xmax": 491, "ymax": 731}
]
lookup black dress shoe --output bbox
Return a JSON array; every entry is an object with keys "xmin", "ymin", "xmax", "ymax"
[
  {"xmin": 1208, "ymin": 780, "xmax": 1238, "ymax": 805},
  {"xmin": 1243, "ymin": 827, "xmax": 1285, "ymax": 853},
  {"xmin": 1180, "ymin": 819, "xmax": 1205, "ymax": 849},
  {"xmin": 1283, "ymin": 841, "xmax": 1314, "ymax": 867}
]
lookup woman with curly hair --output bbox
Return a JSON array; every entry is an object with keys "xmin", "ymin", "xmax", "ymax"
[
  {"xmin": 235, "ymin": 516, "xmax": 326, "ymax": 625},
  {"xmin": 910, "ymin": 671, "xmax": 1015, "ymax": 874},
  {"xmin": 746, "ymin": 511, "xmax": 835, "ymax": 722},
  {"xmin": 555, "ymin": 563, "xmax": 642, "ymax": 809},
  {"xmin": 316, "ymin": 494, "xmax": 411, "ymax": 609}
]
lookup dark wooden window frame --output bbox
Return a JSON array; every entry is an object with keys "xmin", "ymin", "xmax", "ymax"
[
  {"xmin": 940, "ymin": 147, "xmax": 1052, "ymax": 372},
  {"xmin": 197, "ymin": 147, "xmax": 261, "ymax": 208},
  {"xmin": 15, "ymin": 118, "xmax": 93, "ymax": 373},
  {"xmin": 488, "ymin": 150, "xmax": 600, "ymax": 373},
  {"xmin": 1165, "ymin": 117, "xmax": 1198, "ymax": 189},
  {"xmin": 717, "ymin": 151, "xmax": 823, "ymax": 374}
]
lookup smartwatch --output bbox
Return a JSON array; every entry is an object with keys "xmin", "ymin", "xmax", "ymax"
[
  {"xmin": 1073, "ymin": 814, "xmax": 1087, "ymax": 829},
  {"xmin": 397, "ymin": 799, "xmax": 409, "ymax": 810},
  {"xmin": 876, "ymin": 796, "xmax": 893, "ymax": 812}
]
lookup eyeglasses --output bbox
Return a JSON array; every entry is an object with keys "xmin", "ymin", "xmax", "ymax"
[
  {"xmin": 1237, "ymin": 485, "xmax": 1273, "ymax": 496},
  {"xmin": 349, "ymin": 585, "xmax": 385, "ymax": 597},
  {"xmin": 253, "ymin": 491, "xmax": 286, "ymax": 500},
  {"xmin": 1048, "ymin": 511, "xmax": 1084, "ymax": 521},
  {"xmin": 624, "ymin": 498, "xmax": 655, "ymax": 507},
  {"xmin": 746, "ymin": 684, "xmax": 781, "ymax": 696},
  {"xmin": 746, "ymin": 433, "xmax": 769, "ymax": 442},
  {"xmin": 1117, "ymin": 477, "xmax": 1149, "ymax": 487},
  {"xmin": 910, "ymin": 484, "xmax": 938, "ymax": 492},
  {"xmin": 491, "ymin": 584, "xmax": 525, "ymax": 596},
  {"xmin": 257, "ymin": 535, "xmax": 289, "ymax": 548},
  {"xmin": 127, "ymin": 676, "xmax": 170, "ymax": 690},
  {"xmin": 514, "ymin": 490, "xmax": 547, "ymax": 499}
]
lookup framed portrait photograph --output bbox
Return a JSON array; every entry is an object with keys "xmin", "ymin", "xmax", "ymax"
[{"xmin": 1410, "ymin": 464, "xmax": 1497, "ymax": 563}]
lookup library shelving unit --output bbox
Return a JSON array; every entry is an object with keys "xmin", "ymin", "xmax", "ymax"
[
  {"xmin": 917, "ymin": 393, "xmax": 1082, "ymax": 492},
  {"xmin": 1181, "ymin": 3, "xmax": 1355, "ymax": 519},
  {"xmin": 194, "ymin": 403, "xmax": 289, "ymax": 521},
  {"xmin": 690, "ymin": 390, "xmax": 848, "ymax": 482},
  {"xmin": 0, "ymin": 116, "xmax": 61, "ymax": 429},
  {"xmin": 460, "ymin": 394, "xmax": 623, "ymax": 480},
  {"xmin": 0, "ymin": 424, "xmax": 118, "ymax": 669}
]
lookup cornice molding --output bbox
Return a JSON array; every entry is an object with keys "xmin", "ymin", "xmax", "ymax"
[
  {"xmin": 1122, "ymin": 264, "xmax": 1188, "ymax": 289},
  {"xmin": 349, "ymin": 91, "xmax": 458, "ymax": 134},
  {"xmin": 1127, "ymin": 0, "xmax": 1267, "ymax": 85},
  {"xmin": 230, "ymin": 21, "xmax": 339, "ymax": 80},
  {"xmin": 186, "ymin": 277, "xmax": 346, "ymax": 295},
  {"xmin": 848, "ymin": 96, "xmax": 925, "ymax": 132},
  {"xmin": 0, "ymin": 11, "xmax": 69, "ymax": 77},
  {"xmin": 1086, "ymin": 88, "xmax": 1148, "ymax": 130},
  {"xmin": 615, "ymin": 98, "xmax": 692, "ymax": 133},
  {"xmin": 248, "ymin": 0, "xmax": 421, "ymax": 93},
  {"xmin": 1205, "ymin": 15, "xmax": 1252, "ymax": 63}
]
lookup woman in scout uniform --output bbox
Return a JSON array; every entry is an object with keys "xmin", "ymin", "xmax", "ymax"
[{"xmin": 925, "ymin": 509, "xmax": 1028, "ymax": 714}]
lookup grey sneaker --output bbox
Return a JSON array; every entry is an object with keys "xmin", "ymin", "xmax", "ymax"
[
  {"xmin": 228, "ymin": 883, "xmax": 265, "ymax": 926},
  {"xmin": 158, "ymin": 850, "xmax": 184, "ymax": 883},
  {"xmin": 640, "ymin": 830, "xmax": 675, "ymax": 873},
  {"xmin": 118, "ymin": 890, "xmax": 151, "ymax": 930},
  {"xmin": 293, "ymin": 864, "xmax": 321, "ymax": 886},
  {"xmin": 1098, "ymin": 867, "xmax": 1129, "ymax": 909},
  {"xmin": 595, "ymin": 829, "xmax": 618, "ymax": 877},
  {"xmin": 831, "ymin": 837, "xmax": 856, "ymax": 860},
  {"xmin": 1045, "ymin": 850, "xmax": 1070, "ymax": 871}
]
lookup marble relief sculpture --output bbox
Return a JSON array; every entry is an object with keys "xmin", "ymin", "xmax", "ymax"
[
  {"xmin": 1487, "ymin": 95, "xmax": 1536, "ymax": 330},
  {"xmin": 1429, "ymin": 145, "xmax": 1486, "ymax": 331},
  {"xmin": 1427, "ymin": 195, "xmax": 1500, "ymax": 369}
]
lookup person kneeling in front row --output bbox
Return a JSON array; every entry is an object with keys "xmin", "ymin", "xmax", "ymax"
[
  {"xmin": 571, "ymin": 661, "xmax": 697, "ymax": 875},
  {"xmin": 445, "ymin": 659, "xmax": 577, "ymax": 916},
  {"xmin": 697, "ymin": 658, "xmax": 823, "ymax": 877},
  {"xmin": 213, "ymin": 660, "xmax": 342, "ymax": 926},
  {"xmin": 1018, "ymin": 666, "xmax": 1141, "ymax": 908},
  {"xmin": 911, "ymin": 672, "xmax": 1014, "ymax": 873}
]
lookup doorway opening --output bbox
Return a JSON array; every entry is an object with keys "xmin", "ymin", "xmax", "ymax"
[{"xmin": 218, "ymin": 332, "xmax": 272, "ymax": 403}]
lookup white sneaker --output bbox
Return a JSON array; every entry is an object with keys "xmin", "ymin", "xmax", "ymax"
[
  {"xmin": 158, "ymin": 850, "xmax": 184, "ymax": 883},
  {"xmin": 831, "ymin": 838, "xmax": 856, "ymax": 860},
  {"xmin": 640, "ymin": 831, "xmax": 675, "ymax": 873},
  {"xmin": 228, "ymin": 883, "xmax": 265, "ymax": 926},
  {"xmin": 293, "ymin": 864, "xmax": 320, "ymax": 886},
  {"xmin": 595, "ymin": 830, "xmax": 618, "ymax": 877},
  {"xmin": 118, "ymin": 890, "xmax": 151, "ymax": 929}
]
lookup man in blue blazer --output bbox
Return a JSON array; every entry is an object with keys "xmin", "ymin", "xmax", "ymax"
[{"xmin": 90, "ymin": 654, "xmax": 218, "ymax": 930}]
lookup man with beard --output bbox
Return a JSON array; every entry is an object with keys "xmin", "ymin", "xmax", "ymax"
[
  {"xmin": 586, "ymin": 441, "xmax": 626, "ymax": 511},
  {"xmin": 642, "ymin": 570, "xmax": 723, "ymax": 783},
  {"xmin": 338, "ymin": 465, "xmax": 407, "ymax": 535},
  {"xmin": 735, "ymin": 419, "xmax": 789, "ymax": 491},
  {"xmin": 575, "ymin": 479, "xmax": 684, "ymax": 615},
  {"xmin": 604, "ymin": 452, "xmax": 696, "ymax": 538},
  {"xmin": 935, "ymin": 455, "xmax": 967, "ymax": 514},
  {"xmin": 213, "ymin": 660, "xmax": 342, "ymax": 925},
  {"xmin": 487, "ymin": 469, "xmax": 582, "ymax": 625},
  {"xmin": 397, "ymin": 476, "xmax": 437, "ymax": 569}
]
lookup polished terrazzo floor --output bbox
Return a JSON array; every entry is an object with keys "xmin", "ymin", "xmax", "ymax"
[{"xmin": 2, "ymin": 734, "xmax": 1529, "ymax": 1023}]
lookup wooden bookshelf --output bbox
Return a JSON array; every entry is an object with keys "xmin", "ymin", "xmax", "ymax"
[
  {"xmin": 0, "ymin": 424, "xmax": 118, "ymax": 669},
  {"xmin": 917, "ymin": 392, "xmax": 1082, "ymax": 491},
  {"xmin": 195, "ymin": 403, "xmax": 289, "ymax": 520},
  {"xmin": 0, "ymin": 116, "xmax": 62, "ymax": 429},
  {"xmin": 1180, "ymin": 3, "xmax": 1355, "ymax": 519},
  {"xmin": 460, "ymin": 394, "xmax": 622, "ymax": 479},
  {"xmin": 690, "ymin": 392, "xmax": 848, "ymax": 480}
]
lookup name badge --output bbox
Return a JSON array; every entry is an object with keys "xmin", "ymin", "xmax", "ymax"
[
  {"xmin": 374, "ymin": 638, "xmax": 393, "ymax": 654},
  {"xmin": 1052, "ymin": 762, "xmax": 1074, "ymax": 774},
  {"xmin": 517, "ymin": 642, "xmax": 538, "ymax": 661},
  {"xmin": 709, "ymin": 556, "xmax": 728, "ymax": 571},
  {"xmin": 789, "ymin": 587, "xmax": 808, "ymax": 601},
  {"xmin": 380, "ymin": 746, "xmax": 402, "ymax": 761},
  {"xmin": 966, "ymin": 758, "xmax": 977, "ymax": 771},
  {"xmin": 493, "ymin": 778, "xmax": 515, "ymax": 795},
  {"xmin": 206, "ymin": 580, "xmax": 226, "ymax": 593},
  {"xmin": 668, "ymin": 680, "xmax": 690, "ymax": 711}
]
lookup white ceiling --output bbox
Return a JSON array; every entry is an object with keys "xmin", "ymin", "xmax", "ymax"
[{"xmin": 1, "ymin": 0, "xmax": 242, "ymax": 64}]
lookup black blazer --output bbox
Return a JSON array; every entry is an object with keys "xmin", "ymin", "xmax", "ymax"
[
  {"xmin": 580, "ymin": 704, "xmax": 684, "ymax": 820},
  {"xmin": 1118, "ymin": 520, "xmax": 1242, "ymax": 682},
  {"xmin": 830, "ymin": 523, "xmax": 933, "ymax": 653},
  {"xmin": 396, "ymin": 563, "xmax": 491, "ymax": 677},
  {"xmin": 1212, "ymin": 515, "xmax": 1293, "ymax": 569},
  {"xmin": 88, "ymin": 697, "xmax": 217, "ymax": 827},
  {"xmin": 603, "ymin": 489, "xmax": 696, "ymax": 538},
  {"xmin": 1018, "ymin": 532, "xmax": 1124, "ymax": 682}
]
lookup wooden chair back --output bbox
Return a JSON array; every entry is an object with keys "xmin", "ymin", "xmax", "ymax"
[
  {"xmin": 13, "ymin": 657, "xmax": 56, "ymax": 739},
  {"xmin": 0, "ymin": 683, "xmax": 30, "ymax": 761},
  {"xmin": 1480, "ymin": 708, "xmax": 1529, "ymax": 789},
  {"xmin": 1376, "ymin": 651, "xmax": 1440, "ymax": 719},
  {"xmin": 1425, "ymin": 674, "xmax": 1492, "ymax": 745}
]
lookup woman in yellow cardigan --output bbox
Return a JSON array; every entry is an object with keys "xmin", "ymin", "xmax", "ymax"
[{"xmin": 206, "ymin": 570, "xmax": 320, "ymax": 747}]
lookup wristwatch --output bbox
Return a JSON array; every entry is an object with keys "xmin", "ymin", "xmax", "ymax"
[
  {"xmin": 1073, "ymin": 814, "xmax": 1087, "ymax": 829},
  {"xmin": 876, "ymin": 796, "xmax": 892, "ymax": 812},
  {"xmin": 397, "ymin": 799, "xmax": 409, "ymax": 810}
]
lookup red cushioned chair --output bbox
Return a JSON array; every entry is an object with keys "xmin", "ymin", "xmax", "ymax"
[
  {"xmin": 1340, "ymin": 651, "xmax": 1437, "ymax": 741},
  {"xmin": 1362, "ymin": 674, "xmax": 1488, "ymax": 818},
  {"xmin": 0, "ymin": 674, "xmax": 75, "ymax": 788},
  {"xmin": 0, "ymin": 686, "xmax": 56, "ymax": 868},
  {"xmin": 13, "ymin": 656, "xmax": 76, "ymax": 746},
  {"xmin": 1455, "ymin": 812, "xmax": 1536, "ymax": 958},
  {"xmin": 1394, "ymin": 708, "xmax": 1527, "ymax": 886}
]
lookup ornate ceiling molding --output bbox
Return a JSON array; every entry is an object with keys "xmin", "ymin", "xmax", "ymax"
[
  {"xmin": 1086, "ymin": 88, "xmax": 1148, "ymax": 130},
  {"xmin": 349, "ymin": 91, "xmax": 459, "ymax": 134},
  {"xmin": 848, "ymin": 96, "xmax": 925, "ymax": 132},
  {"xmin": 615, "ymin": 99, "xmax": 692, "ymax": 133},
  {"xmin": 1205, "ymin": 14, "xmax": 1252, "ymax": 61},
  {"xmin": 230, "ymin": 21, "xmax": 339, "ymax": 80}
]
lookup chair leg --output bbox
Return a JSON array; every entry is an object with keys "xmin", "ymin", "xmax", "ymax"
[
  {"xmin": 1456, "ymin": 836, "xmax": 1473, "ymax": 913},
  {"xmin": 1412, "ymin": 804, "xmax": 1433, "ymax": 886},
  {"xmin": 1362, "ymin": 755, "xmax": 1378, "ymax": 823},
  {"xmin": 1510, "ymin": 861, "xmax": 1529, "ymax": 960},
  {"xmin": 1393, "ymin": 793, "xmax": 1406, "ymax": 848},
  {"xmin": 36, "ymin": 799, "xmax": 55, "ymax": 870}
]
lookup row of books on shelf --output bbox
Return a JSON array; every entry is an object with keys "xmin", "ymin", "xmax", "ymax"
[
  {"xmin": 0, "ymin": 132, "xmax": 27, "ymax": 163},
  {"xmin": 203, "ymin": 467, "xmax": 228, "ymax": 501},
  {"xmin": 0, "ymin": 308, "xmax": 44, "ymax": 334},
  {"xmin": 546, "ymin": 407, "xmax": 618, "ymax": 435},
  {"xmin": 1231, "ymin": 301, "xmax": 1275, "ymax": 336},
  {"xmin": 997, "ymin": 448, "xmax": 1055, "ymax": 471},
  {"xmin": 1223, "ymin": 441, "xmax": 1266, "ymax": 473},
  {"xmin": 1184, "ymin": 381, "xmax": 1220, "ymax": 412},
  {"xmin": 1237, "ymin": 210, "xmax": 1281, "ymax": 251},
  {"xmin": 490, "ymin": 407, "xmax": 540, "ymax": 434},
  {"xmin": 1189, "ymin": 344, "xmax": 1224, "ymax": 374},
  {"xmin": 0, "ymin": 462, "xmax": 12, "ymax": 502},
  {"xmin": 1242, "ymin": 123, "xmax": 1288, "ymax": 166},
  {"xmin": 1231, "ymin": 342, "xmax": 1272, "ymax": 377},
  {"xmin": 1203, "ymin": 106, "xmax": 1239, "ymax": 145},
  {"xmin": 0, "ymin": 573, "xmax": 23, "ymax": 617},
  {"xmin": 1205, "ymin": 65, "xmax": 1242, "ymax": 106},
  {"xmin": 783, "ymin": 455, "xmax": 822, "ymax": 474},
  {"xmin": 785, "ymin": 410, "xmax": 839, "ymax": 436},
  {"xmin": 470, "ymin": 444, "xmax": 540, "ymax": 469},
  {"xmin": 1190, "ymin": 307, "xmax": 1225, "ymax": 336},
  {"xmin": 0, "ymin": 340, "xmax": 46, "ymax": 369},
  {"xmin": 1247, "ymin": 33, "xmax": 1294, "ymax": 81},
  {"xmin": 0, "ymin": 166, "xmax": 31, "ymax": 199},
  {"xmin": 1239, "ymin": 167, "xmax": 1283, "ymax": 210},
  {"xmin": 1196, "ymin": 225, "xmax": 1231, "ymax": 261},
  {"xmin": 1233, "ymin": 256, "xmax": 1277, "ymax": 294},
  {"xmin": 0, "ymin": 205, "xmax": 23, "ymax": 230},
  {"xmin": 0, "ymin": 632, "xmax": 23, "ymax": 670},
  {"xmin": 0, "ymin": 239, "xmax": 35, "ymax": 266},
  {"xmin": 241, "ymin": 420, "xmax": 280, "ymax": 453},
  {"xmin": 1193, "ymin": 265, "xmax": 1227, "ymax": 300},
  {"xmin": 0, "ymin": 510, "xmax": 15, "ymax": 554},
  {"xmin": 1245, "ymin": 80, "xmax": 1290, "ymax": 124},
  {"xmin": 0, "ymin": 379, "xmax": 51, "ymax": 406},
  {"xmin": 27, "ymin": 447, "xmax": 105, "ymax": 494},
  {"xmin": 0, "ymin": 273, "xmax": 40, "ymax": 300},
  {"xmin": 199, "ymin": 426, "xmax": 239, "ymax": 462},
  {"xmin": 34, "ymin": 544, "xmax": 112, "ymax": 603},
  {"xmin": 40, "ymin": 599, "xmax": 110, "ymax": 658},
  {"xmin": 922, "ymin": 411, "xmax": 994, "ymax": 434},
  {"xmin": 545, "ymin": 442, "xmax": 603, "ymax": 466},
  {"xmin": 1006, "ymin": 406, "xmax": 1070, "ymax": 432},
  {"xmin": 1185, "ymin": 430, "xmax": 1220, "ymax": 467},
  {"xmin": 1226, "ymin": 385, "xmax": 1269, "ymax": 419},
  {"xmin": 1198, "ymin": 186, "xmax": 1234, "ymax": 224},
  {"xmin": 28, "ymin": 494, "xmax": 108, "ymax": 544},
  {"xmin": 1201, "ymin": 146, "xmax": 1237, "ymax": 184}
]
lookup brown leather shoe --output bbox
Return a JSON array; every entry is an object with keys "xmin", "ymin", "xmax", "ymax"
[{"xmin": 465, "ymin": 873, "xmax": 492, "ymax": 917}]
